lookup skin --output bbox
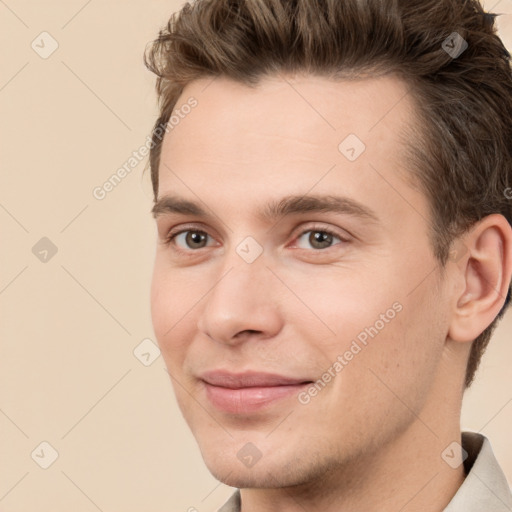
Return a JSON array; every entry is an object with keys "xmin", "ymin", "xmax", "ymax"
[{"xmin": 150, "ymin": 73, "xmax": 512, "ymax": 511}]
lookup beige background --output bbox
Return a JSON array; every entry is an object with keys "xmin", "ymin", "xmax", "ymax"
[{"xmin": 0, "ymin": 1, "xmax": 511, "ymax": 511}]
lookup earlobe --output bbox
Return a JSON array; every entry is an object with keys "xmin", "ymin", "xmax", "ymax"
[{"xmin": 448, "ymin": 214, "xmax": 512, "ymax": 344}]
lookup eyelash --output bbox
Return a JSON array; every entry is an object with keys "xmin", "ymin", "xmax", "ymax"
[{"xmin": 163, "ymin": 224, "xmax": 349, "ymax": 253}]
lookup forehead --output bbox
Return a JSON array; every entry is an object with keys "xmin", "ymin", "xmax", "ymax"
[{"xmin": 156, "ymin": 73, "xmax": 423, "ymax": 222}]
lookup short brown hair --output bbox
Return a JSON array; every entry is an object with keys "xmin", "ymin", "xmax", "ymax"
[{"xmin": 144, "ymin": 0, "xmax": 512, "ymax": 387}]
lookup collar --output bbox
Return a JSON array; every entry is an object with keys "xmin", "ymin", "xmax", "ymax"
[{"xmin": 443, "ymin": 431, "xmax": 512, "ymax": 511}]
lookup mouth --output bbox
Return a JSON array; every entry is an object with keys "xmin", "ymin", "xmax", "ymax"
[{"xmin": 199, "ymin": 370, "xmax": 314, "ymax": 414}]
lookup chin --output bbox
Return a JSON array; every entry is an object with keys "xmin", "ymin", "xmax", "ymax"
[
  {"xmin": 199, "ymin": 440, "xmax": 320, "ymax": 490},
  {"xmin": 208, "ymin": 466, "xmax": 269, "ymax": 488},
  {"xmin": 205, "ymin": 461, "xmax": 300, "ymax": 489}
]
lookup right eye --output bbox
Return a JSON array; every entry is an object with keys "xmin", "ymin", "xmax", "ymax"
[{"xmin": 165, "ymin": 229, "xmax": 217, "ymax": 251}]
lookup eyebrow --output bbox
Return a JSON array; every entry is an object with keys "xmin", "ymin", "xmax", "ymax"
[{"xmin": 151, "ymin": 193, "xmax": 380, "ymax": 225}]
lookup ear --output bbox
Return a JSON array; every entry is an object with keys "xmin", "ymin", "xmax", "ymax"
[{"xmin": 448, "ymin": 214, "xmax": 512, "ymax": 343}]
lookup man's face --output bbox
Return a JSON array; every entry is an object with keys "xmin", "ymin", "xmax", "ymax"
[{"xmin": 150, "ymin": 74, "xmax": 453, "ymax": 488}]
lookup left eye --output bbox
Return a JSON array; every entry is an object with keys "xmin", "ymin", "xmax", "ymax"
[{"xmin": 295, "ymin": 229, "xmax": 344, "ymax": 250}]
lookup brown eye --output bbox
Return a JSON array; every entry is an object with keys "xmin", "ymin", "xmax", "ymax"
[
  {"xmin": 309, "ymin": 231, "xmax": 334, "ymax": 249},
  {"xmin": 295, "ymin": 228, "xmax": 344, "ymax": 250},
  {"xmin": 185, "ymin": 231, "xmax": 208, "ymax": 248},
  {"xmin": 167, "ymin": 230, "xmax": 212, "ymax": 249}
]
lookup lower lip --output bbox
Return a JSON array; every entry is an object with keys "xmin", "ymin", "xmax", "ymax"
[{"xmin": 203, "ymin": 382, "xmax": 310, "ymax": 414}]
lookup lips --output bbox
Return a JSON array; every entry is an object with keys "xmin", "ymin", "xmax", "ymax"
[
  {"xmin": 200, "ymin": 370, "xmax": 312, "ymax": 388},
  {"xmin": 199, "ymin": 370, "xmax": 313, "ymax": 414}
]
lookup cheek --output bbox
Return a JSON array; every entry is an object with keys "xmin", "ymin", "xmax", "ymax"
[
  {"xmin": 283, "ymin": 265, "xmax": 404, "ymax": 344},
  {"xmin": 150, "ymin": 263, "xmax": 169, "ymax": 339},
  {"xmin": 292, "ymin": 263, "xmax": 441, "ymax": 388},
  {"xmin": 150, "ymin": 261, "xmax": 195, "ymax": 367},
  {"xmin": 335, "ymin": 284, "xmax": 446, "ymax": 414}
]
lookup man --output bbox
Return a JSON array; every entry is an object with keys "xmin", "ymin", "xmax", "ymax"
[{"xmin": 144, "ymin": 0, "xmax": 512, "ymax": 510}]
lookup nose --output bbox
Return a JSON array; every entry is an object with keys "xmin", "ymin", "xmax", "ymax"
[{"xmin": 196, "ymin": 253, "xmax": 284, "ymax": 347}]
